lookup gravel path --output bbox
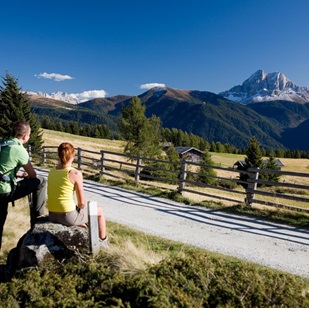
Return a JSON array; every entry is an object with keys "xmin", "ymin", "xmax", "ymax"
[{"xmin": 38, "ymin": 169, "xmax": 309, "ymax": 278}]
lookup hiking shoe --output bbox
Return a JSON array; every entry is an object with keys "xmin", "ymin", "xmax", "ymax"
[{"xmin": 99, "ymin": 236, "xmax": 109, "ymax": 248}]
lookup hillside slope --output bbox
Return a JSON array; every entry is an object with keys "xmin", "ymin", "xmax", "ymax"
[
  {"xmin": 138, "ymin": 88, "xmax": 284, "ymax": 149},
  {"xmin": 27, "ymin": 88, "xmax": 306, "ymax": 149}
]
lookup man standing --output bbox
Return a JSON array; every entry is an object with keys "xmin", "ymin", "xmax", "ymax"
[{"xmin": 0, "ymin": 120, "xmax": 47, "ymax": 250}]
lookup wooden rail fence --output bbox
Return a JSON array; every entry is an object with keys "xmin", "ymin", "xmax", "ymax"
[{"xmin": 36, "ymin": 146, "xmax": 309, "ymax": 214}]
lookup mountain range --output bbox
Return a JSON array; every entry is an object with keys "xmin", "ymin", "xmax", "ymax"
[
  {"xmin": 28, "ymin": 70, "xmax": 309, "ymax": 105},
  {"xmin": 26, "ymin": 70, "xmax": 309, "ymax": 151}
]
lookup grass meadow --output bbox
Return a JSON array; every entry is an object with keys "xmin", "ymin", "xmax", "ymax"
[{"xmin": 0, "ymin": 129, "xmax": 308, "ymax": 307}]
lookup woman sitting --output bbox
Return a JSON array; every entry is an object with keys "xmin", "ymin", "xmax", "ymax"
[{"xmin": 47, "ymin": 142, "xmax": 108, "ymax": 247}]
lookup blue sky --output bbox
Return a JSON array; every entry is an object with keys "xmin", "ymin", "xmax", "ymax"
[{"xmin": 1, "ymin": 0, "xmax": 309, "ymax": 100}]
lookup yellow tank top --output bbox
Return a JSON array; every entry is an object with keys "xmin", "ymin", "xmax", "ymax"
[{"xmin": 47, "ymin": 167, "xmax": 76, "ymax": 213}]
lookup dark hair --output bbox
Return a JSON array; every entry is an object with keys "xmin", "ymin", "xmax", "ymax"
[
  {"xmin": 58, "ymin": 142, "xmax": 75, "ymax": 165},
  {"xmin": 11, "ymin": 120, "xmax": 30, "ymax": 138}
]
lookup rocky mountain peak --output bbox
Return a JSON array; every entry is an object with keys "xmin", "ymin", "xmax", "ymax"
[
  {"xmin": 27, "ymin": 91, "xmax": 79, "ymax": 104},
  {"xmin": 219, "ymin": 70, "xmax": 309, "ymax": 104}
]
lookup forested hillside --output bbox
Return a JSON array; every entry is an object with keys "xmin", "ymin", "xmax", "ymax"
[{"xmin": 27, "ymin": 87, "xmax": 309, "ymax": 150}]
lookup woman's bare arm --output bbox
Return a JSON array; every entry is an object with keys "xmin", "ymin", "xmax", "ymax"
[{"xmin": 69, "ymin": 169, "xmax": 86, "ymax": 209}]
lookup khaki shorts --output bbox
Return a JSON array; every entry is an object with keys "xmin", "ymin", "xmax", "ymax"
[{"xmin": 49, "ymin": 205, "xmax": 88, "ymax": 226}]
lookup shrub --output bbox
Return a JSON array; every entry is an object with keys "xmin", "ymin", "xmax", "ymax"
[
  {"xmin": 0, "ymin": 252, "xmax": 308, "ymax": 308},
  {"xmin": 217, "ymin": 179, "xmax": 237, "ymax": 189}
]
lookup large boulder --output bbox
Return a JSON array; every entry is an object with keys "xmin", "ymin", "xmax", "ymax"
[{"xmin": 5, "ymin": 221, "xmax": 90, "ymax": 278}]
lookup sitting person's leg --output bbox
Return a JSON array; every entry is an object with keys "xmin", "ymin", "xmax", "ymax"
[
  {"xmin": 13, "ymin": 177, "xmax": 47, "ymax": 213},
  {"xmin": 49, "ymin": 207, "xmax": 88, "ymax": 226},
  {"xmin": 97, "ymin": 206, "xmax": 107, "ymax": 240},
  {"xmin": 31, "ymin": 176, "xmax": 47, "ymax": 217},
  {"xmin": 49, "ymin": 205, "xmax": 108, "ymax": 244},
  {"xmin": 0, "ymin": 196, "xmax": 10, "ymax": 250},
  {"xmin": 12, "ymin": 177, "xmax": 47, "ymax": 227}
]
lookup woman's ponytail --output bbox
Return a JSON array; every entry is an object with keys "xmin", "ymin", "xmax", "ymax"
[{"xmin": 58, "ymin": 142, "xmax": 75, "ymax": 165}]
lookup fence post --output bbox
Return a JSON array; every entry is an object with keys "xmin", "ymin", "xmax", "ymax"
[
  {"xmin": 135, "ymin": 156, "xmax": 142, "ymax": 183},
  {"xmin": 42, "ymin": 146, "xmax": 46, "ymax": 165},
  {"xmin": 77, "ymin": 147, "xmax": 82, "ymax": 170},
  {"xmin": 27, "ymin": 145, "xmax": 32, "ymax": 162},
  {"xmin": 177, "ymin": 160, "xmax": 187, "ymax": 194},
  {"xmin": 100, "ymin": 150, "xmax": 105, "ymax": 176},
  {"xmin": 245, "ymin": 167, "xmax": 259, "ymax": 207},
  {"xmin": 87, "ymin": 201, "xmax": 100, "ymax": 255}
]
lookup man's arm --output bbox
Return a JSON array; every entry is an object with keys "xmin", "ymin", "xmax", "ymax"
[{"xmin": 21, "ymin": 162, "xmax": 37, "ymax": 178}]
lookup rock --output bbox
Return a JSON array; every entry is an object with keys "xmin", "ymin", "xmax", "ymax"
[{"xmin": 5, "ymin": 222, "xmax": 90, "ymax": 278}]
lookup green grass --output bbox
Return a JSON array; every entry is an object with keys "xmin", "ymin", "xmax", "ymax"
[{"xmin": 0, "ymin": 221, "xmax": 308, "ymax": 307}]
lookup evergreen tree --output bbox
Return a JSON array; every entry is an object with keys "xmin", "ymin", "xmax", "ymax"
[
  {"xmin": 55, "ymin": 120, "xmax": 64, "ymax": 132},
  {"xmin": 182, "ymin": 132, "xmax": 190, "ymax": 146},
  {"xmin": 141, "ymin": 144, "xmax": 180, "ymax": 182},
  {"xmin": 238, "ymin": 137, "xmax": 264, "ymax": 188},
  {"xmin": 0, "ymin": 72, "xmax": 43, "ymax": 151},
  {"xmin": 93, "ymin": 126, "xmax": 100, "ymax": 138},
  {"xmin": 215, "ymin": 141, "xmax": 225, "ymax": 153},
  {"xmin": 240, "ymin": 137, "xmax": 280, "ymax": 188},
  {"xmin": 189, "ymin": 133, "xmax": 199, "ymax": 148},
  {"xmin": 119, "ymin": 96, "xmax": 161, "ymax": 158},
  {"xmin": 161, "ymin": 128, "xmax": 172, "ymax": 143},
  {"xmin": 198, "ymin": 151, "xmax": 217, "ymax": 185},
  {"xmin": 83, "ymin": 124, "xmax": 92, "ymax": 137},
  {"xmin": 165, "ymin": 145, "xmax": 179, "ymax": 161},
  {"xmin": 97, "ymin": 124, "xmax": 111, "ymax": 139},
  {"xmin": 176, "ymin": 129, "xmax": 185, "ymax": 146},
  {"xmin": 198, "ymin": 138, "xmax": 209, "ymax": 151},
  {"xmin": 244, "ymin": 137, "xmax": 264, "ymax": 168},
  {"xmin": 171, "ymin": 128, "xmax": 179, "ymax": 145},
  {"xmin": 275, "ymin": 149, "xmax": 285, "ymax": 158},
  {"xmin": 166, "ymin": 145, "xmax": 180, "ymax": 173},
  {"xmin": 41, "ymin": 116, "xmax": 56, "ymax": 130},
  {"xmin": 140, "ymin": 115, "xmax": 162, "ymax": 158},
  {"xmin": 263, "ymin": 151, "xmax": 281, "ymax": 183},
  {"xmin": 210, "ymin": 141, "xmax": 217, "ymax": 152}
]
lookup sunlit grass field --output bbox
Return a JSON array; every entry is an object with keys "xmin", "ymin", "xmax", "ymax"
[
  {"xmin": 42, "ymin": 129, "xmax": 126, "ymax": 153},
  {"xmin": 42, "ymin": 128, "xmax": 309, "ymax": 176}
]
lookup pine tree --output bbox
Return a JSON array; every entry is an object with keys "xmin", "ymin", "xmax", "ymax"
[
  {"xmin": 210, "ymin": 141, "xmax": 217, "ymax": 152},
  {"xmin": 263, "ymin": 151, "xmax": 281, "ymax": 183},
  {"xmin": 244, "ymin": 137, "xmax": 264, "ymax": 168},
  {"xmin": 238, "ymin": 137, "xmax": 264, "ymax": 188},
  {"xmin": 198, "ymin": 151, "xmax": 217, "ymax": 185},
  {"xmin": 166, "ymin": 145, "xmax": 181, "ymax": 177},
  {"xmin": 119, "ymin": 96, "xmax": 162, "ymax": 158},
  {"xmin": 55, "ymin": 120, "xmax": 64, "ymax": 132},
  {"xmin": 0, "ymin": 72, "xmax": 43, "ymax": 152}
]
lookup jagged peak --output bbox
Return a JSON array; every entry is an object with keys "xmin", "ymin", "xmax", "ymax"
[
  {"xmin": 219, "ymin": 70, "xmax": 304, "ymax": 104},
  {"xmin": 247, "ymin": 69, "xmax": 267, "ymax": 83},
  {"xmin": 243, "ymin": 70, "xmax": 294, "ymax": 89}
]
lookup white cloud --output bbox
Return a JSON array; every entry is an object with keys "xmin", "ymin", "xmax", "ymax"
[
  {"xmin": 71, "ymin": 90, "xmax": 107, "ymax": 102},
  {"xmin": 140, "ymin": 83, "xmax": 166, "ymax": 90},
  {"xmin": 35, "ymin": 72, "xmax": 74, "ymax": 82}
]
